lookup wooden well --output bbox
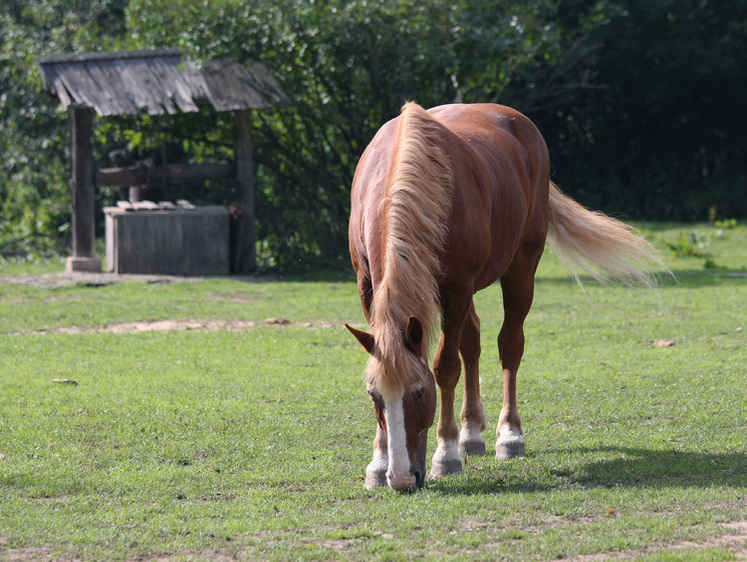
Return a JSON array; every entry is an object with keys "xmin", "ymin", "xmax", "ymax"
[{"xmin": 37, "ymin": 49, "xmax": 287, "ymax": 274}]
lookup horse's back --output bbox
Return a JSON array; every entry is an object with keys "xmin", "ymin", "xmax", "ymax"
[
  {"xmin": 427, "ymin": 104, "xmax": 551, "ymax": 289},
  {"xmin": 350, "ymin": 103, "xmax": 550, "ymax": 292}
]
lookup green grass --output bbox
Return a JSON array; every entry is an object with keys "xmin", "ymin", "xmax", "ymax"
[
  {"xmin": 1, "ymin": 223, "xmax": 745, "ymax": 560},
  {"xmin": 0, "ymin": 256, "xmax": 67, "ymax": 276}
]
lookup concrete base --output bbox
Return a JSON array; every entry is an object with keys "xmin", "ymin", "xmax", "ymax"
[{"xmin": 66, "ymin": 256, "xmax": 103, "ymax": 273}]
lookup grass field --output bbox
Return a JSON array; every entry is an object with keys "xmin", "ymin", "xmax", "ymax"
[{"xmin": 0, "ymin": 223, "xmax": 745, "ymax": 560}]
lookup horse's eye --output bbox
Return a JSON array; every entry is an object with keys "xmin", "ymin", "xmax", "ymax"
[{"xmin": 413, "ymin": 388, "xmax": 426, "ymax": 402}]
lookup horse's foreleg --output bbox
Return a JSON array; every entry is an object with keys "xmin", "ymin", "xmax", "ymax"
[
  {"xmin": 365, "ymin": 425, "xmax": 388, "ymax": 488},
  {"xmin": 496, "ymin": 269, "xmax": 536, "ymax": 459},
  {"xmin": 430, "ymin": 333, "xmax": 463, "ymax": 477},
  {"xmin": 357, "ymin": 271, "xmax": 388, "ymax": 487},
  {"xmin": 459, "ymin": 303, "xmax": 487, "ymax": 455},
  {"xmin": 430, "ymin": 291, "xmax": 472, "ymax": 478}
]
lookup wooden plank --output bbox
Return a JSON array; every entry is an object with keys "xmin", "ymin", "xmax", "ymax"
[
  {"xmin": 87, "ymin": 60, "xmax": 133, "ymax": 116},
  {"xmin": 96, "ymin": 162, "xmax": 235, "ymax": 188},
  {"xmin": 143, "ymin": 58, "xmax": 176, "ymax": 114},
  {"xmin": 119, "ymin": 61, "xmax": 161, "ymax": 115},
  {"xmin": 53, "ymin": 77, "xmax": 72, "ymax": 107},
  {"xmin": 200, "ymin": 59, "xmax": 287, "ymax": 110},
  {"xmin": 57, "ymin": 63, "xmax": 98, "ymax": 109}
]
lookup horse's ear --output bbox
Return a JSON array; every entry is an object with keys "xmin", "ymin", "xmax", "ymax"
[
  {"xmin": 404, "ymin": 316, "xmax": 424, "ymax": 354},
  {"xmin": 345, "ymin": 323, "xmax": 375, "ymax": 354}
]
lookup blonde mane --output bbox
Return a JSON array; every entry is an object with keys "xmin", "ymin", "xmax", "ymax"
[{"xmin": 367, "ymin": 102, "xmax": 453, "ymax": 394}]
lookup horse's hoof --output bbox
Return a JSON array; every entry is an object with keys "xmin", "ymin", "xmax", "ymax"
[
  {"xmin": 430, "ymin": 442, "xmax": 462, "ymax": 478},
  {"xmin": 429, "ymin": 458, "xmax": 463, "ymax": 478},
  {"xmin": 458, "ymin": 439, "xmax": 486, "ymax": 456},
  {"xmin": 459, "ymin": 426, "xmax": 486, "ymax": 456},
  {"xmin": 364, "ymin": 471, "xmax": 388, "ymax": 488},
  {"xmin": 495, "ymin": 442, "xmax": 525, "ymax": 459},
  {"xmin": 495, "ymin": 436, "xmax": 525, "ymax": 459}
]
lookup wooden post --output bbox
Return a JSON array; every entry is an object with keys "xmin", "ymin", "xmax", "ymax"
[
  {"xmin": 66, "ymin": 105, "xmax": 102, "ymax": 272},
  {"xmin": 233, "ymin": 109, "xmax": 256, "ymax": 273}
]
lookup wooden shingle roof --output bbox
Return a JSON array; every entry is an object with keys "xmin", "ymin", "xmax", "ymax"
[{"xmin": 37, "ymin": 49, "xmax": 287, "ymax": 117}]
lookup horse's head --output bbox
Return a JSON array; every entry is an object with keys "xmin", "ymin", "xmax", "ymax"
[{"xmin": 346, "ymin": 316, "xmax": 437, "ymax": 492}]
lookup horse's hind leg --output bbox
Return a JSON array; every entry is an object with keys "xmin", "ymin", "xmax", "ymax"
[
  {"xmin": 458, "ymin": 303, "xmax": 487, "ymax": 455},
  {"xmin": 496, "ymin": 248, "xmax": 541, "ymax": 459}
]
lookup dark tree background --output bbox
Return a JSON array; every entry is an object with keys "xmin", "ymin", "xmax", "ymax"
[
  {"xmin": 1, "ymin": 0, "xmax": 745, "ymax": 270},
  {"xmin": 537, "ymin": 0, "xmax": 747, "ymax": 222}
]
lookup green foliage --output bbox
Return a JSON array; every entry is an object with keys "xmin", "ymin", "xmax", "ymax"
[
  {"xmin": 1, "ymin": 0, "xmax": 745, "ymax": 271},
  {"xmin": 661, "ymin": 225, "xmax": 745, "ymax": 271},
  {"xmin": 0, "ymin": 0, "xmax": 128, "ymax": 257},
  {"xmin": 664, "ymin": 230, "xmax": 712, "ymax": 258},
  {"xmin": 117, "ymin": 0, "xmax": 581, "ymax": 271},
  {"xmin": 536, "ymin": 0, "xmax": 747, "ymax": 221},
  {"xmin": 715, "ymin": 218, "xmax": 738, "ymax": 230}
]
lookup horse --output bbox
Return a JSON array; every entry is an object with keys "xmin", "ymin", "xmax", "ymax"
[{"xmin": 345, "ymin": 102, "xmax": 664, "ymax": 492}]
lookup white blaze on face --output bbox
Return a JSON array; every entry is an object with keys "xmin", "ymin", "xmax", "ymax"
[{"xmin": 382, "ymin": 392, "xmax": 416, "ymax": 491}]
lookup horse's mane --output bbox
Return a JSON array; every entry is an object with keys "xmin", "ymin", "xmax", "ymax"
[{"xmin": 367, "ymin": 102, "xmax": 453, "ymax": 394}]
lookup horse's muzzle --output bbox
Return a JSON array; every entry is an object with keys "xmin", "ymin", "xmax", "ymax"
[{"xmin": 387, "ymin": 468, "xmax": 425, "ymax": 492}]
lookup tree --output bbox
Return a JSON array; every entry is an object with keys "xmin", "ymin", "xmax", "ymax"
[
  {"xmin": 0, "ymin": 0, "xmax": 128, "ymax": 258},
  {"xmin": 2, "ymin": 0, "xmax": 744, "ymax": 270},
  {"xmin": 122, "ymin": 0, "xmax": 572, "ymax": 270},
  {"xmin": 534, "ymin": 0, "xmax": 747, "ymax": 220}
]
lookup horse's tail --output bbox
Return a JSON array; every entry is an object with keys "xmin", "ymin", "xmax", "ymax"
[{"xmin": 546, "ymin": 182, "xmax": 667, "ymax": 289}]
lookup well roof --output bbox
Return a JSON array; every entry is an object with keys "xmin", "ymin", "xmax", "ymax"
[{"xmin": 37, "ymin": 49, "xmax": 287, "ymax": 116}]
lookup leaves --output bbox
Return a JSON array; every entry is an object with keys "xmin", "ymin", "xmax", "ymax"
[{"xmin": 1, "ymin": 0, "xmax": 745, "ymax": 270}]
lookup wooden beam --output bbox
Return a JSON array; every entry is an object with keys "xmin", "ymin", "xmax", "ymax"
[
  {"xmin": 67, "ymin": 105, "xmax": 101, "ymax": 272},
  {"xmin": 96, "ymin": 162, "xmax": 235, "ymax": 188},
  {"xmin": 233, "ymin": 110, "xmax": 256, "ymax": 273}
]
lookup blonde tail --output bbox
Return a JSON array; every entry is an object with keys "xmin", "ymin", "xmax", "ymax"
[{"xmin": 546, "ymin": 182, "xmax": 668, "ymax": 289}]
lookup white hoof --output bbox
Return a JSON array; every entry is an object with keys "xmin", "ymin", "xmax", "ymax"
[
  {"xmin": 495, "ymin": 429, "xmax": 525, "ymax": 459},
  {"xmin": 365, "ymin": 453, "xmax": 389, "ymax": 488},
  {"xmin": 458, "ymin": 425, "xmax": 486, "ymax": 456},
  {"xmin": 364, "ymin": 470, "xmax": 388, "ymax": 488},
  {"xmin": 430, "ymin": 442, "xmax": 462, "ymax": 478}
]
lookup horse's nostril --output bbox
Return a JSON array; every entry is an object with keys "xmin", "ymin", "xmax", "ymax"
[{"xmin": 412, "ymin": 470, "xmax": 424, "ymax": 487}]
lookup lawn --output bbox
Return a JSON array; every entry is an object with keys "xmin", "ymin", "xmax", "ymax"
[{"xmin": 0, "ymin": 223, "xmax": 745, "ymax": 560}]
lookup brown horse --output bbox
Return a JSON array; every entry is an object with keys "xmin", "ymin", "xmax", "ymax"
[{"xmin": 345, "ymin": 102, "xmax": 664, "ymax": 491}]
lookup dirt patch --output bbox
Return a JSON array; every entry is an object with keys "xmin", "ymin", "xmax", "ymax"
[
  {"xmin": 0, "ymin": 272, "xmax": 192, "ymax": 289},
  {"xmin": 571, "ymin": 521, "xmax": 747, "ymax": 561},
  {"xmin": 0, "ymin": 271, "xmax": 279, "ymax": 289},
  {"xmin": 715, "ymin": 521, "xmax": 747, "ymax": 552},
  {"xmin": 25, "ymin": 318, "xmax": 338, "ymax": 336},
  {"xmin": 3, "ymin": 272, "xmax": 339, "ymax": 335},
  {"xmin": 1, "ymin": 545, "xmax": 56, "ymax": 561}
]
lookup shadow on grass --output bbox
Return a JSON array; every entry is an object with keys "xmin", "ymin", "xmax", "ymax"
[
  {"xmin": 570, "ymin": 446, "xmax": 747, "ymax": 488},
  {"xmin": 429, "ymin": 446, "xmax": 747, "ymax": 496}
]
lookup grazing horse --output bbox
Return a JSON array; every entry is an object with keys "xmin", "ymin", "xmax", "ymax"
[{"xmin": 346, "ymin": 102, "xmax": 663, "ymax": 492}]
